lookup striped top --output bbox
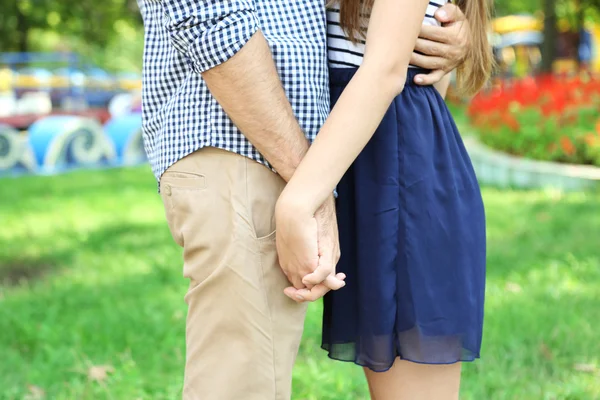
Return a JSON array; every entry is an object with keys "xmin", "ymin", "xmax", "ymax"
[{"xmin": 327, "ymin": 0, "xmax": 449, "ymax": 68}]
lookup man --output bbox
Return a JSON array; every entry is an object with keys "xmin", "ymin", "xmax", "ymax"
[{"xmin": 136, "ymin": 0, "xmax": 471, "ymax": 398}]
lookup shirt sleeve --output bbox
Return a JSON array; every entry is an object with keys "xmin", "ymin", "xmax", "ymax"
[{"xmin": 162, "ymin": 0, "xmax": 260, "ymax": 73}]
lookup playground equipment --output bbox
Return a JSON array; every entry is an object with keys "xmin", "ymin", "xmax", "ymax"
[
  {"xmin": 492, "ymin": 15, "xmax": 544, "ymax": 78},
  {"xmin": 492, "ymin": 14, "xmax": 600, "ymax": 77},
  {"xmin": 103, "ymin": 114, "xmax": 147, "ymax": 166},
  {"xmin": 0, "ymin": 52, "xmax": 141, "ymax": 109},
  {"xmin": 0, "ymin": 52, "xmax": 147, "ymax": 176},
  {"xmin": 0, "ymin": 124, "xmax": 36, "ymax": 172},
  {"xmin": 28, "ymin": 116, "xmax": 116, "ymax": 173},
  {"xmin": 0, "ymin": 112, "xmax": 145, "ymax": 176},
  {"xmin": 0, "ymin": 52, "xmax": 145, "ymax": 176}
]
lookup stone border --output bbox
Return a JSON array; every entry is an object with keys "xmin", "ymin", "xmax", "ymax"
[{"xmin": 463, "ymin": 136, "xmax": 600, "ymax": 191}]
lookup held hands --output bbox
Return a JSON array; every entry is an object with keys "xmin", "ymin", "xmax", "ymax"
[
  {"xmin": 275, "ymin": 194, "xmax": 345, "ymax": 303},
  {"xmin": 411, "ymin": 3, "xmax": 471, "ymax": 85}
]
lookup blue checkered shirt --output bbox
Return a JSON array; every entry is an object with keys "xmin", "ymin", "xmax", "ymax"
[{"xmin": 137, "ymin": 0, "xmax": 330, "ymax": 181}]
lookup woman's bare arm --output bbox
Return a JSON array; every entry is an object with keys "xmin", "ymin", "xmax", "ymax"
[
  {"xmin": 277, "ymin": 0, "xmax": 430, "ymax": 214},
  {"xmin": 434, "ymin": 73, "xmax": 452, "ymax": 98}
]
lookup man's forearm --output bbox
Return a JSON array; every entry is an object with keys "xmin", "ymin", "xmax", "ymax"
[{"xmin": 202, "ymin": 31, "xmax": 308, "ymax": 182}]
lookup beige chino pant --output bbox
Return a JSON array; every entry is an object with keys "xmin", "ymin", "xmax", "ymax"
[{"xmin": 159, "ymin": 147, "xmax": 308, "ymax": 400}]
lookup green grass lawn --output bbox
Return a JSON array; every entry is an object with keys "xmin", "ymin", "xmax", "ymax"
[{"xmin": 0, "ymin": 167, "xmax": 599, "ymax": 400}]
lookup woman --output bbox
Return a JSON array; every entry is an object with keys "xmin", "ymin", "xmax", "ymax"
[{"xmin": 276, "ymin": 0, "xmax": 492, "ymax": 398}]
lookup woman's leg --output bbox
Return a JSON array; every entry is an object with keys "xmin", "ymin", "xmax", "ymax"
[{"xmin": 363, "ymin": 359, "xmax": 462, "ymax": 400}]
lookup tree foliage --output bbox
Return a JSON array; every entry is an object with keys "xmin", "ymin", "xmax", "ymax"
[
  {"xmin": 0, "ymin": 0, "xmax": 141, "ymax": 52},
  {"xmin": 1, "ymin": 0, "xmax": 599, "ymax": 72},
  {"xmin": 494, "ymin": 0, "xmax": 542, "ymax": 17}
]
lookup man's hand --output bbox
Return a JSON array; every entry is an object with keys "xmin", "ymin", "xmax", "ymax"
[
  {"xmin": 275, "ymin": 202, "xmax": 319, "ymax": 290},
  {"xmin": 283, "ymin": 196, "xmax": 345, "ymax": 302},
  {"xmin": 276, "ymin": 195, "xmax": 345, "ymax": 302},
  {"xmin": 411, "ymin": 3, "xmax": 471, "ymax": 86},
  {"xmin": 301, "ymin": 196, "xmax": 340, "ymax": 287}
]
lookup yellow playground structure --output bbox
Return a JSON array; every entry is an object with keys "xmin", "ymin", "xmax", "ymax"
[{"xmin": 492, "ymin": 14, "xmax": 600, "ymax": 76}]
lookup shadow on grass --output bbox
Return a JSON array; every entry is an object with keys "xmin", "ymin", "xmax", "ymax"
[
  {"xmin": 73, "ymin": 222, "xmax": 172, "ymax": 254},
  {"xmin": 0, "ymin": 261, "xmax": 186, "ymax": 399},
  {"xmin": 0, "ymin": 255, "xmax": 67, "ymax": 287},
  {"xmin": 0, "ymin": 221, "xmax": 173, "ymax": 287}
]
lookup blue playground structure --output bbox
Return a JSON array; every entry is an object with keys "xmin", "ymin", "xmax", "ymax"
[
  {"xmin": 0, "ymin": 115, "xmax": 146, "ymax": 175},
  {"xmin": 0, "ymin": 52, "xmax": 146, "ymax": 176}
]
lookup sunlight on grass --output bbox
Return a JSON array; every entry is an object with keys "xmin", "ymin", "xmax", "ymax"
[{"xmin": 1, "ymin": 167, "xmax": 599, "ymax": 399}]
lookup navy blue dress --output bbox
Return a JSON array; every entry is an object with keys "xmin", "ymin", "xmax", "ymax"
[{"xmin": 322, "ymin": 68, "xmax": 487, "ymax": 372}]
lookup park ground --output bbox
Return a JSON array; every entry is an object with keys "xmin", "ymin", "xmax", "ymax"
[{"xmin": 0, "ymin": 166, "xmax": 599, "ymax": 399}]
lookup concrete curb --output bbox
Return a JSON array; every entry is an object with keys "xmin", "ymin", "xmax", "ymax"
[{"xmin": 463, "ymin": 136, "xmax": 600, "ymax": 191}]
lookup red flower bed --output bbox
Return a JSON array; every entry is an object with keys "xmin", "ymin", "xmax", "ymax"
[{"xmin": 467, "ymin": 74, "xmax": 600, "ymax": 167}]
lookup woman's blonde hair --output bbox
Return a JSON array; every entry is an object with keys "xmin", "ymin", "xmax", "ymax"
[{"xmin": 337, "ymin": 0, "xmax": 493, "ymax": 95}]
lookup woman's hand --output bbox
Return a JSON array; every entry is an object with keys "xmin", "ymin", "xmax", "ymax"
[
  {"xmin": 275, "ymin": 194, "xmax": 345, "ymax": 302},
  {"xmin": 275, "ymin": 198, "xmax": 320, "ymax": 290}
]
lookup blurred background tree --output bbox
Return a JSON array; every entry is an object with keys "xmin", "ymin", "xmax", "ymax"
[
  {"xmin": 539, "ymin": 0, "xmax": 600, "ymax": 71},
  {"xmin": 0, "ymin": 0, "xmax": 142, "ymax": 72},
  {"xmin": 495, "ymin": 0, "xmax": 540, "ymax": 16},
  {"xmin": 1, "ymin": 0, "xmax": 599, "ymax": 72}
]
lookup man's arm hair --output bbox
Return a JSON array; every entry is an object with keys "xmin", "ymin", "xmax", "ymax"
[
  {"xmin": 201, "ymin": 32, "xmax": 308, "ymax": 181},
  {"xmin": 162, "ymin": 0, "xmax": 308, "ymax": 181}
]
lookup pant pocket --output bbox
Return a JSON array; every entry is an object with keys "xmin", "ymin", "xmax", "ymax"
[
  {"xmin": 159, "ymin": 171, "xmax": 208, "ymax": 247},
  {"xmin": 245, "ymin": 158, "xmax": 286, "ymax": 241}
]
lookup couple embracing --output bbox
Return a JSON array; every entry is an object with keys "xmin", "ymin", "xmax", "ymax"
[{"xmin": 137, "ymin": 0, "xmax": 491, "ymax": 398}]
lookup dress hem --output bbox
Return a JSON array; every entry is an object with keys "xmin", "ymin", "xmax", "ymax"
[{"xmin": 321, "ymin": 344, "xmax": 480, "ymax": 373}]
